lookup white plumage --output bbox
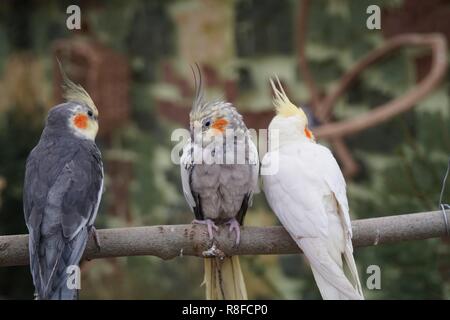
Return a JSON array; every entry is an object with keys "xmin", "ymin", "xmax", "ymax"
[{"xmin": 262, "ymin": 77, "xmax": 364, "ymax": 300}]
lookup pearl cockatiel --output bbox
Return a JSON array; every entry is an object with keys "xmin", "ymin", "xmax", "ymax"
[
  {"xmin": 180, "ymin": 66, "xmax": 259, "ymax": 300},
  {"xmin": 262, "ymin": 77, "xmax": 364, "ymax": 300}
]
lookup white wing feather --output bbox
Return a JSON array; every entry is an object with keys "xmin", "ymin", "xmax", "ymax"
[
  {"xmin": 262, "ymin": 144, "xmax": 329, "ymax": 239},
  {"xmin": 262, "ymin": 141, "xmax": 363, "ymax": 299},
  {"xmin": 265, "ymin": 142, "xmax": 353, "ymax": 240},
  {"xmin": 180, "ymin": 141, "xmax": 196, "ymax": 212}
]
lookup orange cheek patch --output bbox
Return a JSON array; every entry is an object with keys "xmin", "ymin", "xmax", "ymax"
[
  {"xmin": 74, "ymin": 114, "xmax": 88, "ymax": 129},
  {"xmin": 212, "ymin": 118, "xmax": 229, "ymax": 133},
  {"xmin": 304, "ymin": 127, "xmax": 313, "ymax": 139}
]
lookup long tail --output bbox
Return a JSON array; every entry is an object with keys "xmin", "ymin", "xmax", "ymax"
[
  {"xmin": 48, "ymin": 285, "xmax": 78, "ymax": 300},
  {"xmin": 343, "ymin": 242, "xmax": 364, "ymax": 298},
  {"xmin": 299, "ymin": 238, "xmax": 364, "ymax": 300},
  {"xmin": 31, "ymin": 229, "xmax": 88, "ymax": 300},
  {"xmin": 203, "ymin": 256, "xmax": 247, "ymax": 300}
]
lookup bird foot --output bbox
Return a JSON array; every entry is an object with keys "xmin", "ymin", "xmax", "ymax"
[
  {"xmin": 192, "ymin": 219, "xmax": 218, "ymax": 240},
  {"xmin": 225, "ymin": 218, "xmax": 241, "ymax": 246}
]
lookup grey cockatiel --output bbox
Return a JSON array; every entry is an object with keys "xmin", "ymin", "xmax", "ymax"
[
  {"xmin": 23, "ymin": 62, "xmax": 103, "ymax": 300},
  {"xmin": 180, "ymin": 66, "xmax": 259, "ymax": 300}
]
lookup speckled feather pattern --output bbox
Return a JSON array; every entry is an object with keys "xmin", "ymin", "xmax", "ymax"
[{"xmin": 182, "ymin": 101, "xmax": 259, "ymax": 225}]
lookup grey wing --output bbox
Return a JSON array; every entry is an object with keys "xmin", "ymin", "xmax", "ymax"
[
  {"xmin": 24, "ymin": 153, "xmax": 46, "ymax": 297},
  {"xmin": 25, "ymin": 150, "xmax": 103, "ymax": 299},
  {"xmin": 236, "ymin": 137, "xmax": 260, "ymax": 224},
  {"xmin": 62, "ymin": 145, "xmax": 103, "ymax": 234}
]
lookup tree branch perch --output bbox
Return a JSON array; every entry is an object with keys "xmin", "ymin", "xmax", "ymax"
[{"xmin": 0, "ymin": 210, "xmax": 448, "ymax": 267}]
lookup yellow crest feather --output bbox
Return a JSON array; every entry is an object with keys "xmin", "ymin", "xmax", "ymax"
[
  {"xmin": 57, "ymin": 59, "xmax": 98, "ymax": 116},
  {"xmin": 270, "ymin": 76, "xmax": 306, "ymax": 120}
]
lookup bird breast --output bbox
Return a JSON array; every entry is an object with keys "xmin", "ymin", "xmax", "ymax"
[{"xmin": 191, "ymin": 163, "xmax": 253, "ymax": 221}]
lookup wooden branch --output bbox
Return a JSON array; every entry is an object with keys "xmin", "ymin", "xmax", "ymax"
[
  {"xmin": 329, "ymin": 138, "xmax": 360, "ymax": 177},
  {"xmin": 314, "ymin": 33, "xmax": 448, "ymax": 139},
  {"xmin": 0, "ymin": 210, "xmax": 448, "ymax": 267},
  {"xmin": 296, "ymin": 0, "xmax": 361, "ymax": 177},
  {"xmin": 296, "ymin": 1, "xmax": 447, "ymax": 174}
]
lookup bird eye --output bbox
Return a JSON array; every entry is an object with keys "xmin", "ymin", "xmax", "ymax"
[
  {"xmin": 204, "ymin": 120, "xmax": 211, "ymax": 127},
  {"xmin": 87, "ymin": 110, "xmax": 93, "ymax": 118}
]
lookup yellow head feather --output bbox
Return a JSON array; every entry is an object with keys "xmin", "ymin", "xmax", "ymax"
[
  {"xmin": 57, "ymin": 59, "xmax": 98, "ymax": 117},
  {"xmin": 269, "ymin": 76, "xmax": 315, "ymax": 142},
  {"xmin": 270, "ymin": 76, "xmax": 306, "ymax": 120}
]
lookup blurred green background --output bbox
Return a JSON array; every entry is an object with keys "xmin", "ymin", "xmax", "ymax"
[{"xmin": 0, "ymin": 0, "xmax": 449, "ymax": 299}]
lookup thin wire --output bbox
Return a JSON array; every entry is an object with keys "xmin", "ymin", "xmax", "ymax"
[{"xmin": 438, "ymin": 157, "xmax": 450, "ymax": 236}]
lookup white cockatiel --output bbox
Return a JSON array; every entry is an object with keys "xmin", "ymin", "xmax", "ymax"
[{"xmin": 262, "ymin": 77, "xmax": 364, "ymax": 300}]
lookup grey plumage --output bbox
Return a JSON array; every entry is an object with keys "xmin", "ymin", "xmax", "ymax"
[
  {"xmin": 24, "ymin": 99, "xmax": 103, "ymax": 299},
  {"xmin": 181, "ymin": 103, "xmax": 258, "ymax": 224},
  {"xmin": 182, "ymin": 66, "xmax": 258, "ymax": 224},
  {"xmin": 190, "ymin": 163, "xmax": 254, "ymax": 223},
  {"xmin": 180, "ymin": 66, "xmax": 259, "ymax": 299}
]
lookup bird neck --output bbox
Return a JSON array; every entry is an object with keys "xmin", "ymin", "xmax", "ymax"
[
  {"xmin": 269, "ymin": 129, "xmax": 310, "ymax": 151},
  {"xmin": 268, "ymin": 116, "xmax": 311, "ymax": 151}
]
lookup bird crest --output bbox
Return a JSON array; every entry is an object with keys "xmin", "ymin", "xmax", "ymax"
[
  {"xmin": 189, "ymin": 63, "xmax": 231, "ymax": 120},
  {"xmin": 270, "ymin": 76, "xmax": 315, "ymax": 141},
  {"xmin": 270, "ymin": 76, "xmax": 307, "ymax": 120},
  {"xmin": 190, "ymin": 63, "xmax": 206, "ymax": 118},
  {"xmin": 57, "ymin": 58, "xmax": 98, "ymax": 117}
]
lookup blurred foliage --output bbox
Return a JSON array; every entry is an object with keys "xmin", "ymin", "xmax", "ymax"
[{"xmin": 0, "ymin": 0, "xmax": 448, "ymax": 299}]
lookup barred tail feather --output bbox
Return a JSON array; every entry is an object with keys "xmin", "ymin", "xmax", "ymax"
[{"xmin": 203, "ymin": 256, "xmax": 247, "ymax": 300}]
